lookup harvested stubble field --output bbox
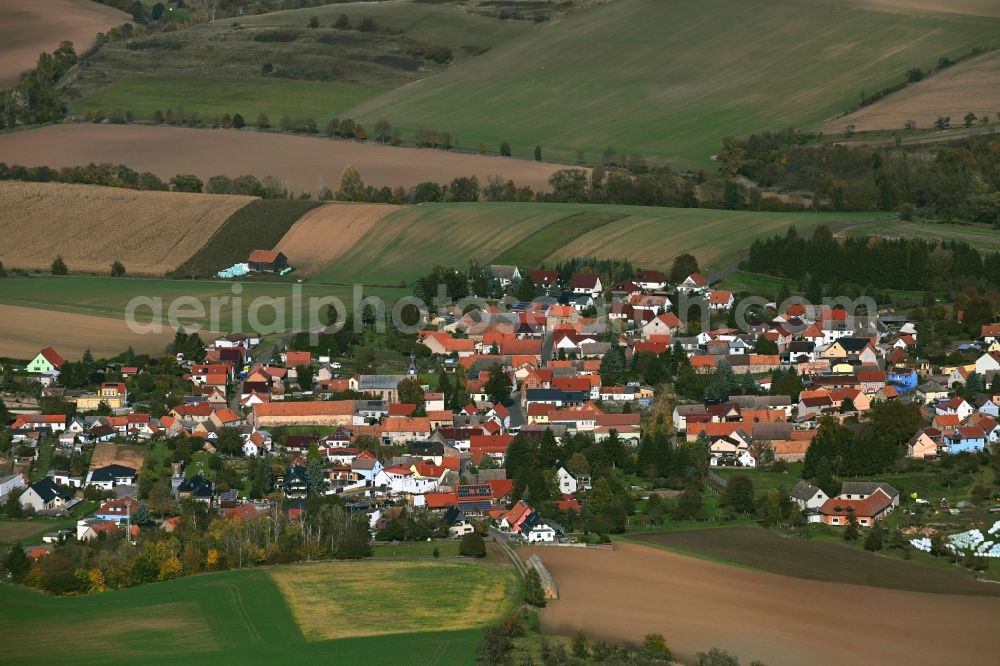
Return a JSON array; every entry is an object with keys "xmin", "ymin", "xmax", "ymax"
[
  {"xmin": 271, "ymin": 559, "xmax": 517, "ymax": 640},
  {"xmin": 0, "ymin": 124, "xmax": 570, "ymax": 194},
  {"xmin": 274, "ymin": 203, "xmax": 402, "ymax": 276},
  {"xmin": 0, "ymin": 304, "xmax": 186, "ymax": 360},
  {"xmin": 0, "ymin": 182, "xmax": 255, "ymax": 275},
  {"xmin": 525, "ymin": 540, "xmax": 1000, "ymax": 666},
  {"xmin": 0, "ymin": 0, "xmax": 127, "ymax": 87},
  {"xmin": 823, "ymin": 50, "xmax": 1000, "ymax": 132},
  {"xmin": 0, "ymin": 565, "xmax": 489, "ymax": 665}
]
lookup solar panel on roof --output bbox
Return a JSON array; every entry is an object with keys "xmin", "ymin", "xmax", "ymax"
[
  {"xmin": 458, "ymin": 500, "xmax": 493, "ymax": 511},
  {"xmin": 458, "ymin": 484, "xmax": 491, "ymax": 497}
]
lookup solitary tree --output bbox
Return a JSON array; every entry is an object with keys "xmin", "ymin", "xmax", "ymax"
[
  {"xmin": 483, "ymin": 365, "xmax": 513, "ymax": 405},
  {"xmin": 307, "ymin": 15, "xmax": 319, "ymax": 28},
  {"xmin": 336, "ymin": 165, "xmax": 366, "ymax": 201},
  {"xmin": 296, "ymin": 364, "xmax": 314, "ymax": 390},
  {"xmin": 523, "ymin": 567, "xmax": 547, "ymax": 607},
  {"xmin": 499, "ymin": 142, "xmax": 512, "ymax": 157},
  {"xmin": 51, "ymin": 255, "xmax": 68, "ymax": 275},
  {"xmin": 534, "ymin": 145, "xmax": 542, "ymax": 161},
  {"xmin": 459, "ymin": 531, "xmax": 486, "ymax": 557},
  {"xmin": 110, "ymin": 260, "xmax": 126, "ymax": 277},
  {"xmin": 515, "ymin": 275, "xmax": 536, "ymax": 302}
]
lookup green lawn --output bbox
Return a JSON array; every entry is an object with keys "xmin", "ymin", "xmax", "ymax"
[
  {"xmin": 69, "ymin": 76, "xmax": 387, "ymax": 125},
  {"xmin": 348, "ymin": 0, "xmax": 1000, "ymax": 165},
  {"xmin": 314, "ymin": 202, "xmax": 876, "ymax": 285},
  {"xmin": 0, "ymin": 565, "xmax": 494, "ymax": 665}
]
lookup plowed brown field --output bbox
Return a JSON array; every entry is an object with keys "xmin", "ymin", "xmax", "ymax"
[
  {"xmin": 523, "ymin": 541, "xmax": 1000, "ymax": 666},
  {"xmin": 274, "ymin": 203, "xmax": 401, "ymax": 275},
  {"xmin": 0, "ymin": 124, "xmax": 571, "ymax": 193},
  {"xmin": 0, "ymin": 0, "xmax": 127, "ymax": 87},
  {"xmin": 0, "ymin": 182, "xmax": 254, "ymax": 275}
]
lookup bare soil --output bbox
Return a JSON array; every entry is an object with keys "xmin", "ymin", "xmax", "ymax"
[
  {"xmin": 274, "ymin": 203, "xmax": 401, "ymax": 275},
  {"xmin": 0, "ymin": 124, "xmax": 570, "ymax": 193},
  {"xmin": 0, "ymin": 0, "xmax": 127, "ymax": 87},
  {"xmin": 523, "ymin": 541, "xmax": 1000, "ymax": 666}
]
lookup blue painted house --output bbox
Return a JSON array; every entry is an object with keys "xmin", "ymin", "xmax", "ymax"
[
  {"xmin": 945, "ymin": 427, "xmax": 987, "ymax": 454},
  {"xmin": 887, "ymin": 369, "xmax": 918, "ymax": 394}
]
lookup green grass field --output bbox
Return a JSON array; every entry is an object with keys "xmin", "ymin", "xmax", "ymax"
[
  {"xmin": 491, "ymin": 211, "xmax": 626, "ymax": 268},
  {"xmin": 272, "ymin": 559, "xmax": 518, "ymax": 640},
  {"xmin": 0, "ymin": 561, "xmax": 503, "ymax": 665},
  {"xmin": 314, "ymin": 202, "xmax": 877, "ymax": 285},
  {"xmin": 69, "ymin": 76, "xmax": 387, "ymax": 125},
  {"xmin": 348, "ymin": 0, "xmax": 1000, "ymax": 165},
  {"xmin": 372, "ymin": 540, "xmax": 462, "ymax": 558},
  {"xmin": 842, "ymin": 218, "xmax": 1000, "ymax": 253},
  {"xmin": 171, "ymin": 199, "xmax": 321, "ymax": 279},
  {"xmin": 0, "ymin": 275, "xmax": 407, "ymax": 333}
]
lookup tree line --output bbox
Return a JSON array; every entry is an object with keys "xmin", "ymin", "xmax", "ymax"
[
  {"xmin": 746, "ymin": 225, "xmax": 1000, "ymax": 292},
  {"xmin": 724, "ymin": 132, "xmax": 999, "ymax": 223}
]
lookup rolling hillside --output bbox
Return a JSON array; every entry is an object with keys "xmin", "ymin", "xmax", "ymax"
[
  {"xmin": 348, "ymin": 0, "xmax": 1000, "ymax": 165},
  {"xmin": 313, "ymin": 202, "xmax": 879, "ymax": 286}
]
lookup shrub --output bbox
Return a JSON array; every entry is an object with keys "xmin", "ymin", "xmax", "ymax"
[
  {"xmin": 51, "ymin": 255, "xmax": 68, "ymax": 275},
  {"xmin": 459, "ymin": 531, "xmax": 486, "ymax": 558}
]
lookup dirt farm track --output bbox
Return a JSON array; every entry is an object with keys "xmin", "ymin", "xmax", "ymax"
[
  {"xmin": 523, "ymin": 542, "xmax": 1000, "ymax": 666},
  {"xmin": 0, "ymin": 124, "xmax": 574, "ymax": 193}
]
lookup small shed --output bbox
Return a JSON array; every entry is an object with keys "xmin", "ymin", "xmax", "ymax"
[{"xmin": 248, "ymin": 250, "xmax": 288, "ymax": 273}]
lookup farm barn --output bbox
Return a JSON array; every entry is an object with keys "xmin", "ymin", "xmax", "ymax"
[{"xmin": 248, "ymin": 249, "xmax": 288, "ymax": 273}]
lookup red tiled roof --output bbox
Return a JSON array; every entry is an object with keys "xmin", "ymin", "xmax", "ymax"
[
  {"xmin": 39, "ymin": 346, "xmax": 65, "ymax": 368},
  {"xmin": 819, "ymin": 489, "xmax": 892, "ymax": 519},
  {"xmin": 254, "ymin": 400, "xmax": 354, "ymax": 417},
  {"xmin": 248, "ymin": 249, "xmax": 281, "ymax": 263}
]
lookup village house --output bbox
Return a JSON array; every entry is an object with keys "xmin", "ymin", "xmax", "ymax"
[
  {"xmin": 633, "ymin": 268, "xmax": 668, "ymax": 291},
  {"xmin": 85, "ymin": 464, "xmax": 138, "ymax": 490},
  {"xmin": 19, "ymin": 478, "xmax": 68, "ymax": 512},
  {"xmin": 569, "ymin": 272, "xmax": 602, "ymax": 297},
  {"xmin": 26, "ymin": 346, "xmax": 65, "ymax": 377},
  {"xmin": 789, "ymin": 480, "xmax": 829, "ymax": 521},
  {"xmin": 818, "ymin": 486, "xmax": 896, "ymax": 527},
  {"xmin": 907, "ymin": 430, "xmax": 938, "ymax": 459},
  {"xmin": 76, "ymin": 382, "xmax": 128, "ymax": 412}
]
